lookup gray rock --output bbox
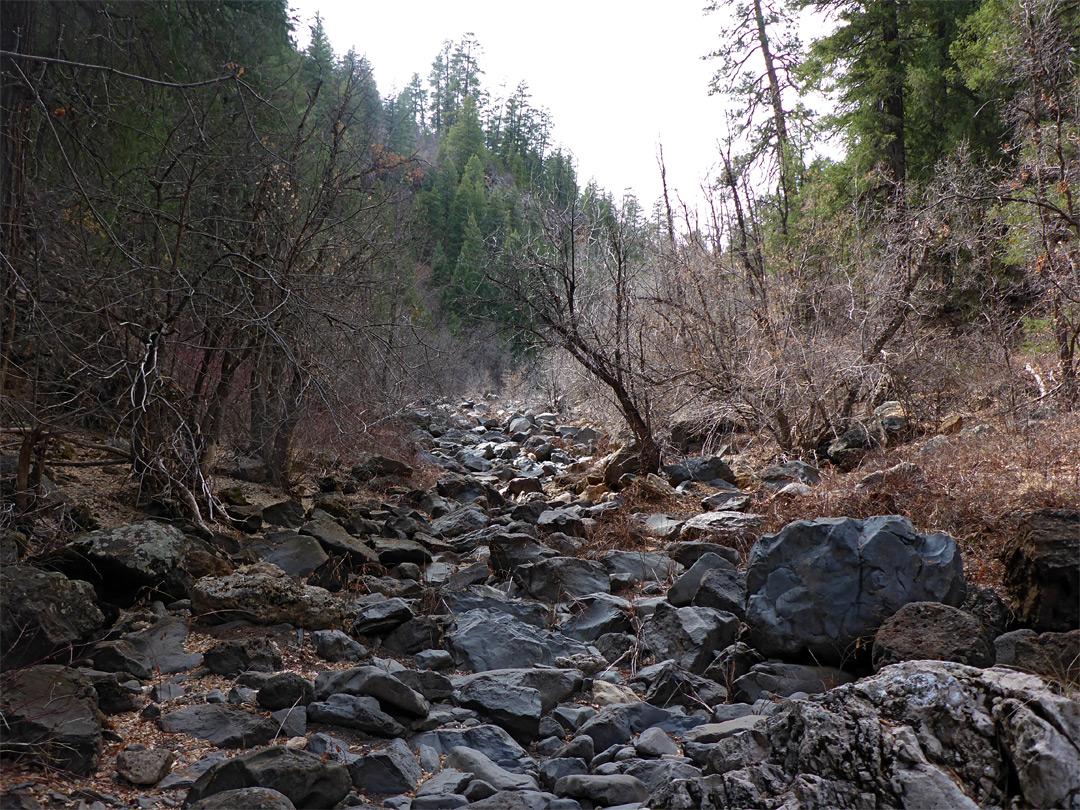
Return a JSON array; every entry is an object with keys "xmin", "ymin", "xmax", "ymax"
[
  {"xmin": 371, "ymin": 535, "xmax": 432, "ymax": 567},
  {"xmin": 0, "ymin": 665, "xmax": 102, "ymax": 775},
  {"xmin": 732, "ymin": 662, "xmax": 855, "ymax": 703},
  {"xmin": 261, "ymin": 500, "xmax": 307, "ymax": 528},
  {"xmin": 352, "ymin": 596, "xmax": 414, "ymax": 636},
  {"xmin": 635, "ymin": 727, "xmax": 679, "ymax": 758},
  {"xmin": 679, "ymin": 511, "xmax": 764, "ymax": 543},
  {"xmin": 537, "ymin": 509, "xmax": 589, "ymax": 539},
  {"xmin": 553, "ymin": 706, "xmax": 597, "ymax": 734},
  {"xmin": 159, "ymin": 704, "xmax": 277, "ymax": 748},
  {"xmin": 93, "ymin": 638, "xmax": 153, "ymax": 680},
  {"xmin": 348, "ymin": 738, "xmax": 421, "ymax": 795},
  {"xmin": 61, "ymin": 521, "xmax": 197, "ymax": 602},
  {"xmin": 995, "ymin": 628, "xmax": 1080, "ymax": 683},
  {"xmin": 409, "ymin": 725, "xmax": 534, "ymax": 774},
  {"xmin": 692, "ymin": 567, "xmax": 746, "ymax": 618},
  {"xmin": 441, "ymin": 586, "xmax": 549, "ymax": 627},
  {"xmin": 554, "ymin": 774, "xmax": 648, "ymax": 806},
  {"xmin": 666, "ymin": 552, "xmax": 735, "ymax": 607},
  {"xmin": 123, "ymin": 615, "xmax": 203, "ymax": 674},
  {"xmin": 756, "ymin": 460, "xmax": 820, "ymax": 490},
  {"xmin": 116, "ymin": 745, "xmax": 174, "ymax": 785},
  {"xmin": 191, "ymin": 562, "xmax": 349, "ymax": 629},
  {"xmin": 666, "ymin": 542, "xmax": 740, "ymax": 569},
  {"xmin": 187, "ymin": 787, "xmax": 296, "ymax": 810},
  {"xmin": 306, "ymin": 693, "xmax": 404, "ymax": 736},
  {"xmin": 313, "ymin": 665, "xmax": 429, "ymax": 717},
  {"xmin": 431, "ymin": 507, "xmax": 490, "ymax": 538},
  {"xmin": 204, "ymin": 637, "xmax": 282, "ymax": 677},
  {"xmin": 642, "ymin": 602, "xmax": 739, "ymax": 675},
  {"xmin": 250, "ymin": 532, "xmax": 328, "ymax": 580},
  {"xmin": 184, "ymin": 746, "xmax": 351, "ymax": 809},
  {"xmin": 873, "ymin": 601, "xmax": 995, "ymax": 670},
  {"xmin": 489, "ymin": 533, "xmax": 556, "ymax": 576},
  {"xmin": 270, "ymin": 706, "xmax": 306, "ymax": 738},
  {"xmin": 540, "ymin": 758, "xmax": 589, "ymax": 791},
  {"xmin": 745, "ymin": 516, "xmax": 966, "ymax": 664},
  {"xmin": 521, "ymin": 557, "xmax": 610, "ymax": 601},
  {"xmin": 599, "ymin": 550, "xmax": 680, "ymax": 584},
  {"xmin": 561, "ymin": 593, "xmax": 633, "ymax": 642},
  {"xmin": 1001, "ymin": 509, "xmax": 1079, "ymax": 632},
  {"xmin": 257, "ymin": 673, "xmax": 315, "ymax": 711},
  {"xmin": 577, "ymin": 703, "xmax": 683, "ymax": 752},
  {"xmin": 447, "ymin": 609, "xmax": 589, "ymax": 671},
  {"xmin": 680, "ymin": 716, "xmax": 766, "ymax": 744},
  {"xmin": 352, "ymin": 454, "xmax": 413, "ymax": 481},
  {"xmin": 456, "ymin": 678, "xmax": 542, "ymax": 744},
  {"xmin": 0, "ymin": 566, "xmax": 106, "ymax": 670},
  {"xmin": 415, "ymin": 768, "xmax": 472, "ymax": 797},
  {"xmin": 311, "ymin": 629, "xmax": 367, "ymax": 663},
  {"xmin": 299, "ymin": 519, "xmax": 378, "ymax": 566},
  {"xmin": 444, "ymin": 746, "xmax": 539, "ymax": 790}
]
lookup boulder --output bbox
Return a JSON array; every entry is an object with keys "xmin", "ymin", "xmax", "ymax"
[
  {"xmin": 261, "ymin": 500, "xmax": 307, "ymax": 529},
  {"xmin": 873, "ymin": 601, "xmax": 995, "ymax": 670},
  {"xmin": 599, "ymin": 549, "xmax": 680, "ymax": 584},
  {"xmin": 995, "ymin": 628, "xmax": 1080, "ymax": 683},
  {"xmin": 693, "ymin": 567, "xmax": 747, "ymax": 618},
  {"xmin": 520, "ymin": 557, "xmax": 610, "ymax": 601},
  {"xmin": 204, "ymin": 638, "xmax": 282, "ymax": 677},
  {"xmin": 561, "ymin": 593, "xmax": 633, "ymax": 642},
  {"xmin": 0, "ymin": 566, "xmax": 106, "ymax": 670},
  {"xmin": 311, "ymin": 629, "xmax": 368, "ymax": 663},
  {"xmin": 650, "ymin": 661, "xmax": 1080, "ymax": 810},
  {"xmin": 456, "ymin": 677, "xmax": 542, "ymax": 744},
  {"xmin": 352, "ymin": 596, "xmax": 413, "ymax": 636},
  {"xmin": 184, "ymin": 746, "xmax": 351, "ymax": 809},
  {"xmin": 298, "ymin": 520, "xmax": 378, "ymax": 567},
  {"xmin": 59, "ymin": 521, "xmax": 204, "ymax": 603},
  {"xmin": 248, "ymin": 532, "xmax": 328, "ymax": 580},
  {"xmin": 159, "ymin": 704, "xmax": 277, "ymax": 748},
  {"xmin": 666, "ymin": 456, "xmax": 736, "ymax": 486},
  {"xmin": 555, "ymin": 773, "xmax": 649, "ymax": 806},
  {"xmin": 443, "ymin": 746, "xmax": 539, "ymax": 791},
  {"xmin": 190, "ymin": 562, "xmax": 348, "ymax": 629},
  {"xmin": 642, "ymin": 602, "xmax": 739, "ymax": 674},
  {"xmin": 1001, "ymin": 509, "xmax": 1079, "ymax": 632},
  {"xmin": 409, "ymin": 725, "xmax": 534, "ymax": 774},
  {"xmin": 313, "ymin": 665, "xmax": 429, "ymax": 717},
  {"xmin": 666, "ymin": 552, "xmax": 736, "ymax": 607},
  {"xmin": 679, "ymin": 511, "xmax": 764, "ymax": 543},
  {"xmin": 732, "ymin": 662, "xmax": 855, "ymax": 703},
  {"xmin": 0, "ymin": 665, "xmax": 102, "ymax": 775},
  {"xmin": 447, "ymin": 609, "xmax": 589, "ymax": 671},
  {"xmin": 305, "ymin": 694, "xmax": 404, "ymax": 737},
  {"xmin": 187, "ymin": 788, "xmax": 296, "ymax": 810},
  {"xmin": 116, "ymin": 745, "xmax": 174, "ymax": 785},
  {"xmin": 348, "ymin": 738, "xmax": 421, "ymax": 795},
  {"xmin": 257, "ymin": 673, "xmax": 315, "ymax": 711},
  {"xmin": 745, "ymin": 516, "xmax": 966, "ymax": 663}
]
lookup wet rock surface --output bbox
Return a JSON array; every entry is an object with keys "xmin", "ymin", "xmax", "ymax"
[{"xmin": 2, "ymin": 400, "xmax": 1074, "ymax": 810}]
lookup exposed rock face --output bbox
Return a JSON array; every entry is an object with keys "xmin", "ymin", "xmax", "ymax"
[
  {"xmin": 1001, "ymin": 509, "xmax": 1079, "ymax": 632},
  {"xmin": 190, "ymin": 562, "xmax": 348, "ymax": 628},
  {"xmin": 651, "ymin": 661, "xmax": 1080, "ymax": 810},
  {"xmin": 0, "ymin": 566, "xmax": 106, "ymax": 670},
  {"xmin": 0, "ymin": 665, "xmax": 103, "ymax": 775},
  {"xmin": 745, "ymin": 515, "xmax": 966, "ymax": 663}
]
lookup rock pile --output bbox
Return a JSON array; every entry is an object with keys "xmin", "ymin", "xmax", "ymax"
[{"xmin": 1, "ymin": 400, "xmax": 1077, "ymax": 810}]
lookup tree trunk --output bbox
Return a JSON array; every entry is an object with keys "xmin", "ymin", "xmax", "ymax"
[
  {"xmin": 753, "ymin": 0, "xmax": 792, "ymax": 234},
  {"xmin": 881, "ymin": 0, "xmax": 907, "ymax": 189}
]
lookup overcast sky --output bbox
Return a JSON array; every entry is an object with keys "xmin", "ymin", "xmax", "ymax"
[{"xmin": 288, "ymin": 0, "xmax": 739, "ymax": 213}]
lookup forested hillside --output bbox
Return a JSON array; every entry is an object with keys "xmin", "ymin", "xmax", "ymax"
[{"xmin": 1, "ymin": 0, "xmax": 1077, "ymax": 515}]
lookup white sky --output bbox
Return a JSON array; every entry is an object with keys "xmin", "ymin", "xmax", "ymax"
[{"xmin": 288, "ymin": 0, "xmax": 738, "ymax": 213}]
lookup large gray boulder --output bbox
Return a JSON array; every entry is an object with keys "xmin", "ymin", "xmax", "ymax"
[
  {"xmin": 642, "ymin": 602, "xmax": 740, "ymax": 675},
  {"xmin": 650, "ymin": 661, "xmax": 1080, "ymax": 810},
  {"xmin": 0, "ymin": 566, "xmax": 106, "ymax": 670},
  {"xmin": 745, "ymin": 515, "xmax": 965, "ymax": 663},
  {"xmin": 190, "ymin": 562, "xmax": 348, "ymax": 629},
  {"xmin": 159, "ymin": 705, "xmax": 277, "ymax": 749}
]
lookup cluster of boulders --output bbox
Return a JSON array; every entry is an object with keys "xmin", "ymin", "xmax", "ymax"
[{"xmin": 1, "ymin": 401, "xmax": 1078, "ymax": 810}]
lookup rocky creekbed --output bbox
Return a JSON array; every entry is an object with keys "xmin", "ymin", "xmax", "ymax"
[{"xmin": 1, "ymin": 401, "xmax": 1078, "ymax": 810}]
